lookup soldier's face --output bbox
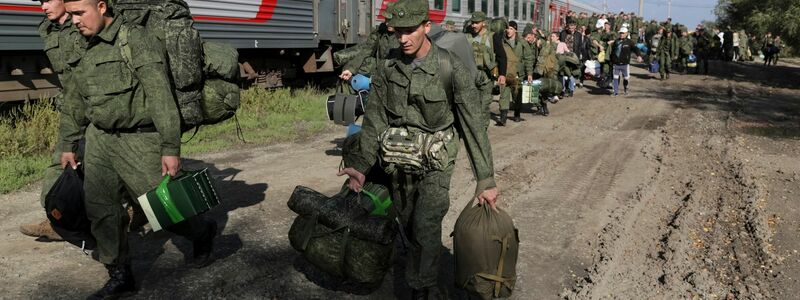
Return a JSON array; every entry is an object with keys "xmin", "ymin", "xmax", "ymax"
[
  {"xmin": 65, "ymin": 0, "xmax": 108, "ymax": 37},
  {"xmin": 40, "ymin": 0, "xmax": 67, "ymax": 22},
  {"xmin": 394, "ymin": 21, "xmax": 431, "ymax": 56},
  {"xmin": 506, "ymin": 26, "xmax": 516, "ymax": 38},
  {"xmin": 471, "ymin": 21, "xmax": 485, "ymax": 33},
  {"xmin": 525, "ymin": 34, "xmax": 535, "ymax": 43},
  {"xmin": 549, "ymin": 33, "xmax": 558, "ymax": 42}
]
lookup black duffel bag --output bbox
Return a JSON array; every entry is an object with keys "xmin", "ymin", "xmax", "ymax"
[{"xmin": 45, "ymin": 166, "xmax": 96, "ymax": 250}]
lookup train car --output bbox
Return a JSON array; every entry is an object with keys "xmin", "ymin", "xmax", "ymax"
[{"xmin": 0, "ymin": 0, "xmax": 598, "ymax": 101}]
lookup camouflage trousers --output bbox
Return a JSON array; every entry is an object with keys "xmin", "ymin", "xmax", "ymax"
[
  {"xmin": 499, "ymin": 76, "xmax": 522, "ymax": 115},
  {"xmin": 658, "ymin": 55, "xmax": 673, "ymax": 76},
  {"xmin": 389, "ymin": 164, "xmax": 455, "ymax": 289},
  {"xmin": 84, "ymin": 125, "xmax": 209, "ymax": 265},
  {"xmin": 475, "ymin": 71, "xmax": 494, "ymax": 129}
]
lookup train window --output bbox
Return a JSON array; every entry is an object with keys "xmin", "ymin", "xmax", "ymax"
[
  {"xmin": 468, "ymin": 0, "xmax": 475, "ymax": 13},
  {"xmin": 434, "ymin": 0, "xmax": 444, "ymax": 10},
  {"xmin": 522, "ymin": 0, "xmax": 527, "ymax": 21},
  {"xmin": 492, "ymin": 0, "xmax": 498, "ymax": 16},
  {"xmin": 503, "ymin": 0, "xmax": 509, "ymax": 17},
  {"xmin": 514, "ymin": 0, "xmax": 519, "ymax": 19},
  {"xmin": 452, "ymin": 0, "xmax": 461, "ymax": 12},
  {"xmin": 481, "ymin": 0, "xmax": 488, "ymax": 14}
]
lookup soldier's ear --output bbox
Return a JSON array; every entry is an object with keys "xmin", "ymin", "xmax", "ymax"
[{"xmin": 423, "ymin": 21, "xmax": 431, "ymax": 34}]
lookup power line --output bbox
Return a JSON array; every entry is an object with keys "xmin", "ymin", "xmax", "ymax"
[{"xmin": 643, "ymin": 0, "xmax": 715, "ymax": 9}]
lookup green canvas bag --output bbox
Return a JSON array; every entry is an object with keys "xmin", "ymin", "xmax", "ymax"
[{"xmin": 452, "ymin": 198, "xmax": 519, "ymax": 299}]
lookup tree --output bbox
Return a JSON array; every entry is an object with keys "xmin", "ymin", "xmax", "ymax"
[{"xmin": 716, "ymin": 0, "xmax": 800, "ymax": 55}]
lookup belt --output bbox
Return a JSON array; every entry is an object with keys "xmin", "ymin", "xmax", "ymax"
[{"xmin": 100, "ymin": 125, "xmax": 158, "ymax": 135}]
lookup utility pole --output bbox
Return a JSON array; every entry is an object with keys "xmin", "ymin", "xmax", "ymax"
[
  {"xmin": 639, "ymin": 0, "xmax": 644, "ymax": 16},
  {"xmin": 668, "ymin": 0, "xmax": 672, "ymax": 19}
]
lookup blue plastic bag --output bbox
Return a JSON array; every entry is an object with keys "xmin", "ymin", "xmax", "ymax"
[
  {"xmin": 687, "ymin": 54, "xmax": 697, "ymax": 63},
  {"xmin": 649, "ymin": 60, "xmax": 660, "ymax": 73},
  {"xmin": 636, "ymin": 43, "xmax": 649, "ymax": 55}
]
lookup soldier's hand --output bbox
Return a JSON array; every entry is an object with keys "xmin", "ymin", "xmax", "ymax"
[
  {"xmin": 60, "ymin": 152, "xmax": 78, "ymax": 169},
  {"xmin": 337, "ymin": 167, "xmax": 365, "ymax": 192},
  {"xmin": 161, "ymin": 156, "xmax": 181, "ymax": 177},
  {"xmin": 498, "ymin": 75, "xmax": 507, "ymax": 86},
  {"xmin": 339, "ymin": 70, "xmax": 353, "ymax": 81},
  {"xmin": 477, "ymin": 187, "xmax": 499, "ymax": 212}
]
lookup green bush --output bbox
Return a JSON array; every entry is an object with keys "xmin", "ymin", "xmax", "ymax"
[{"xmin": 0, "ymin": 87, "xmax": 334, "ymax": 193}]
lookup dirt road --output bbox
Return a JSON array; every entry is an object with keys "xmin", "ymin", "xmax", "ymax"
[{"xmin": 2, "ymin": 61, "xmax": 799, "ymax": 299}]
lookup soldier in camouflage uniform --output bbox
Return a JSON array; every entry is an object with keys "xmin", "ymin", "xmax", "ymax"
[
  {"xmin": 337, "ymin": 0, "xmax": 498, "ymax": 298},
  {"xmin": 677, "ymin": 29, "xmax": 693, "ymax": 74},
  {"xmin": 18, "ymin": 0, "xmax": 86, "ymax": 242},
  {"xmin": 496, "ymin": 21, "xmax": 534, "ymax": 125},
  {"xmin": 60, "ymin": 0, "xmax": 217, "ymax": 298},
  {"xmin": 656, "ymin": 28, "xmax": 678, "ymax": 80},
  {"xmin": 339, "ymin": 21, "xmax": 399, "ymax": 80},
  {"xmin": 467, "ymin": 11, "xmax": 496, "ymax": 127}
]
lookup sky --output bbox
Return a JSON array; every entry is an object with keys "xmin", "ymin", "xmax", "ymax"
[{"xmin": 585, "ymin": 0, "xmax": 718, "ymax": 27}]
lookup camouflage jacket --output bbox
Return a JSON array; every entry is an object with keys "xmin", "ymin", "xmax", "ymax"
[
  {"xmin": 38, "ymin": 17, "xmax": 85, "ymax": 111},
  {"xmin": 343, "ymin": 25, "xmax": 399, "ymax": 76},
  {"xmin": 59, "ymin": 17, "xmax": 181, "ymax": 156},
  {"xmin": 351, "ymin": 43, "xmax": 496, "ymax": 194},
  {"xmin": 657, "ymin": 34, "xmax": 679, "ymax": 59},
  {"xmin": 500, "ymin": 35, "xmax": 534, "ymax": 78}
]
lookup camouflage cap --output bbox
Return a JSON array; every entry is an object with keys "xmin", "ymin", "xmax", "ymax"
[
  {"xmin": 446, "ymin": 20, "xmax": 455, "ymax": 25},
  {"xmin": 522, "ymin": 23, "xmax": 534, "ymax": 36},
  {"xmin": 470, "ymin": 11, "xmax": 487, "ymax": 22},
  {"xmin": 384, "ymin": 0, "xmax": 429, "ymax": 28}
]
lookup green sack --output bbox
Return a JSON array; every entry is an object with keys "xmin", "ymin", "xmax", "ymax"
[
  {"xmin": 201, "ymin": 79, "xmax": 240, "ymax": 125},
  {"xmin": 538, "ymin": 76, "xmax": 563, "ymax": 97},
  {"xmin": 453, "ymin": 199, "xmax": 519, "ymax": 299},
  {"xmin": 203, "ymin": 42, "xmax": 239, "ymax": 81}
]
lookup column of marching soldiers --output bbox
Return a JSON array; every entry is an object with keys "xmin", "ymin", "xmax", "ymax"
[{"xmin": 19, "ymin": 0, "xmax": 782, "ymax": 299}]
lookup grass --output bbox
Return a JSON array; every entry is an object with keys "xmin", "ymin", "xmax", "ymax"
[{"xmin": 0, "ymin": 87, "xmax": 334, "ymax": 194}]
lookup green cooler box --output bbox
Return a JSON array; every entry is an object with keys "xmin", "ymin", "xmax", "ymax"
[{"xmin": 138, "ymin": 169, "xmax": 220, "ymax": 231}]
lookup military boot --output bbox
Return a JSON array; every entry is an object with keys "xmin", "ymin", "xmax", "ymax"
[
  {"xmin": 19, "ymin": 219, "xmax": 63, "ymax": 241},
  {"xmin": 87, "ymin": 264, "xmax": 136, "ymax": 300},
  {"xmin": 540, "ymin": 103, "xmax": 549, "ymax": 116},
  {"xmin": 513, "ymin": 111, "xmax": 523, "ymax": 122},
  {"xmin": 495, "ymin": 110, "xmax": 508, "ymax": 126},
  {"xmin": 410, "ymin": 285, "xmax": 447, "ymax": 300},
  {"xmin": 189, "ymin": 220, "xmax": 217, "ymax": 268}
]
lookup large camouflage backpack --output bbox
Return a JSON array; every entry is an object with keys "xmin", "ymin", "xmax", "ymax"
[{"xmin": 116, "ymin": 0, "xmax": 240, "ymax": 130}]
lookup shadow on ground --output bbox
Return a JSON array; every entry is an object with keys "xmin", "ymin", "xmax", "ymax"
[{"xmin": 639, "ymin": 60, "xmax": 800, "ymax": 139}]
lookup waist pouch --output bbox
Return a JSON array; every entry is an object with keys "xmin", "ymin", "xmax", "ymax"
[{"xmin": 379, "ymin": 127, "xmax": 453, "ymax": 174}]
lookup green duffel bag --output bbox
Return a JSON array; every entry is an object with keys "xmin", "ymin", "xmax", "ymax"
[
  {"xmin": 201, "ymin": 78, "xmax": 240, "ymax": 125},
  {"xmin": 538, "ymin": 76, "xmax": 563, "ymax": 97},
  {"xmin": 287, "ymin": 185, "xmax": 396, "ymax": 285},
  {"xmin": 453, "ymin": 198, "xmax": 519, "ymax": 300},
  {"xmin": 288, "ymin": 214, "xmax": 394, "ymax": 284}
]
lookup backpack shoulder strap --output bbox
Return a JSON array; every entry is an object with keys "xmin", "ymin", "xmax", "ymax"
[
  {"xmin": 117, "ymin": 25, "xmax": 135, "ymax": 73},
  {"xmin": 436, "ymin": 47, "xmax": 454, "ymax": 104}
]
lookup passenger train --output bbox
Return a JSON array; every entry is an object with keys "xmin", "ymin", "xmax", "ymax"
[{"xmin": 0, "ymin": 0, "xmax": 600, "ymax": 101}]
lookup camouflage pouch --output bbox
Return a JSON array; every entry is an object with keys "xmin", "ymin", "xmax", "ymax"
[
  {"xmin": 423, "ymin": 129, "xmax": 454, "ymax": 172},
  {"xmin": 379, "ymin": 127, "xmax": 453, "ymax": 173},
  {"xmin": 379, "ymin": 127, "xmax": 426, "ymax": 173}
]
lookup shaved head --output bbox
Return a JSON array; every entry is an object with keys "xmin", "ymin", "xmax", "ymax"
[{"xmin": 64, "ymin": 0, "xmax": 112, "ymax": 37}]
